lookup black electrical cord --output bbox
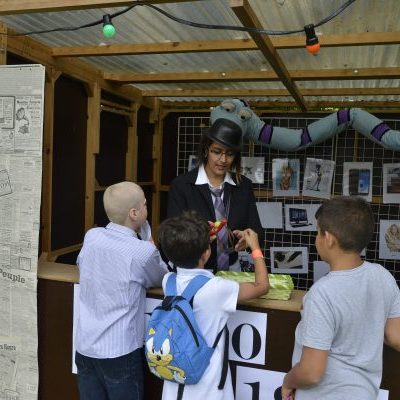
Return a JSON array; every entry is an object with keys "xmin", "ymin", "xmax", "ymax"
[{"xmin": 7, "ymin": 0, "xmax": 357, "ymax": 37}]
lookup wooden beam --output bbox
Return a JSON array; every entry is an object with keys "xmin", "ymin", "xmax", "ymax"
[
  {"xmin": 125, "ymin": 103, "xmax": 140, "ymax": 182},
  {"xmin": 0, "ymin": 0, "xmax": 199, "ymax": 15},
  {"xmin": 51, "ymin": 32, "xmax": 400, "ymax": 57},
  {"xmin": 143, "ymin": 87, "xmax": 400, "ymax": 97},
  {"xmin": 85, "ymin": 82, "xmax": 101, "ymax": 231},
  {"xmin": 41, "ymin": 68, "xmax": 61, "ymax": 253},
  {"xmin": 230, "ymin": 0, "xmax": 307, "ymax": 110},
  {"xmin": 160, "ymin": 99, "xmax": 400, "ymax": 110},
  {"xmin": 0, "ymin": 22, "xmax": 6, "ymax": 64},
  {"xmin": 105, "ymin": 67, "xmax": 400, "ymax": 83},
  {"xmin": 104, "ymin": 70, "xmax": 278, "ymax": 83}
]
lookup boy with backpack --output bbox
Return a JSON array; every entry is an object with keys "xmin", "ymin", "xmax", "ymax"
[
  {"xmin": 151, "ymin": 210, "xmax": 269, "ymax": 400},
  {"xmin": 282, "ymin": 196, "xmax": 400, "ymax": 400}
]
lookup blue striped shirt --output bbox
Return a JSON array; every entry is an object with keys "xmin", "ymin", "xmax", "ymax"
[{"xmin": 75, "ymin": 222, "xmax": 168, "ymax": 358}]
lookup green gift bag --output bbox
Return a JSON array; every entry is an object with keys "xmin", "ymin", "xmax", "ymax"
[{"xmin": 216, "ymin": 271, "xmax": 294, "ymax": 300}]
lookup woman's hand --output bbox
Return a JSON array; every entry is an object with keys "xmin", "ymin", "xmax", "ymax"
[{"xmin": 232, "ymin": 230, "xmax": 247, "ymax": 251}]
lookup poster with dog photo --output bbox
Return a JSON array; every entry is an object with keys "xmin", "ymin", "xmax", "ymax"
[
  {"xmin": 270, "ymin": 247, "xmax": 308, "ymax": 274},
  {"xmin": 272, "ymin": 158, "xmax": 300, "ymax": 197},
  {"xmin": 382, "ymin": 163, "xmax": 400, "ymax": 204},
  {"xmin": 241, "ymin": 157, "xmax": 265, "ymax": 183},
  {"xmin": 302, "ymin": 158, "xmax": 335, "ymax": 199},
  {"xmin": 379, "ymin": 220, "xmax": 400, "ymax": 260}
]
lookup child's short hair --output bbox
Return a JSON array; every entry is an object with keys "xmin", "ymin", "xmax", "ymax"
[
  {"xmin": 315, "ymin": 196, "xmax": 375, "ymax": 252},
  {"xmin": 158, "ymin": 210, "xmax": 210, "ymax": 268}
]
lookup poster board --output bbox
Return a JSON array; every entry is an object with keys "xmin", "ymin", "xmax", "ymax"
[{"xmin": 0, "ymin": 64, "xmax": 45, "ymax": 399}]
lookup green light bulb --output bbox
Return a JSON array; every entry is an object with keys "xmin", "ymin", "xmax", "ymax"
[{"xmin": 102, "ymin": 23, "xmax": 116, "ymax": 38}]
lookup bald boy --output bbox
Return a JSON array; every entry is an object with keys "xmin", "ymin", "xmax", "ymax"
[{"xmin": 75, "ymin": 181, "xmax": 168, "ymax": 400}]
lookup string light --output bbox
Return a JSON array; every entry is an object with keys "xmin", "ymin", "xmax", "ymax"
[
  {"xmin": 304, "ymin": 24, "xmax": 320, "ymax": 54},
  {"xmin": 102, "ymin": 14, "xmax": 116, "ymax": 38}
]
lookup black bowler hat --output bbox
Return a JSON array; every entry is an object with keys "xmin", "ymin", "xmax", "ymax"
[{"xmin": 206, "ymin": 118, "xmax": 243, "ymax": 151}]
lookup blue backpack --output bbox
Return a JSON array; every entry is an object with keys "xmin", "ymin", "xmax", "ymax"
[{"xmin": 145, "ymin": 273, "xmax": 228, "ymax": 399}]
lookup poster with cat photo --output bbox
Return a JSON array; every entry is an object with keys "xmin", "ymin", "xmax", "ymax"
[{"xmin": 272, "ymin": 158, "xmax": 300, "ymax": 197}]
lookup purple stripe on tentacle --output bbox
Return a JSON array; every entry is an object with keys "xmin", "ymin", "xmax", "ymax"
[
  {"xmin": 258, "ymin": 123, "xmax": 273, "ymax": 144},
  {"xmin": 371, "ymin": 122, "xmax": 390, "ymax": 141},
  {"xmin": 300, "ymin": 127, "xmax": 312, "ymax": 147},
  {"xmin": 337, "ymin": 109, "xmax": 351, "ymax": 125}
]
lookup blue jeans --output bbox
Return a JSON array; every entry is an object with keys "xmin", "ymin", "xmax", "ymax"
[{"xmin": 75, "ymin": 348, "xmax": 144, "ymax": 400}]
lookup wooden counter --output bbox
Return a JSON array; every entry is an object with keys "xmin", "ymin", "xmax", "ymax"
[
  {"xmin": 37, "ymin": 261, "xmax": 305, "ymax": 312},
  {"xmin": 36, "ymin": 261, "xmax": 399, "ymax": 400}
]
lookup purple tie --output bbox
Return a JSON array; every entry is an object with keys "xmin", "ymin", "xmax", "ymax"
[{"xmin": 210, "ymin": 187, "xmax": 229, "ymax": 271}]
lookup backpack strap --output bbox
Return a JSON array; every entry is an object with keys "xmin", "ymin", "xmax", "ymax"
[
  {"xmin": 181, "ymin": 274, "xmax": 210, "ymax": 301},
  {"xmin": 165, "ymin": 273, "xmax": 178, "ymax": 297},
  {"xmin": 216, "ymin": 325, "xmax": 229, "ymax": 390}
]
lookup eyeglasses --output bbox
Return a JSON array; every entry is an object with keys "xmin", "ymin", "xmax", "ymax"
[{"xmin": 209, "ymin": 148, "xmax": 235, "ymax": 160}]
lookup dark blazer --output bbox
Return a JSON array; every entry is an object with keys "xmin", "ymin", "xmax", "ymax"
[{"xmin": 167, "ymin": 167, "xmax": 263, "ymax": 271}]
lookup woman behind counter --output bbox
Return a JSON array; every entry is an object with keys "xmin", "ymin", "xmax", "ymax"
[{"xmin": 167, "ymin": 118, "xmax": 263, "ymax": 273}]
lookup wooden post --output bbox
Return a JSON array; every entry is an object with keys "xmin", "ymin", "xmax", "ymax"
[
  {"xmin": 151, "ymin": 100, "xmax": 164, "ymax": 238},
  {"xmin": 125, "ymin": 102, "xmax": 140, "ymax": 182},
  {"xmin": 0, "ymin": 22, "xmax": 6, "ymax": 65},
  {"xmin": 85, "ymin": 82, "xmax": 100, "ymax": 231},
  {"xmin": 41, "ymin": 68, "xmax": 61, "ymax": 257}
]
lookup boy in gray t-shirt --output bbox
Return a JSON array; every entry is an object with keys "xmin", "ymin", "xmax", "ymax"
[{"xmin": 282, "ymin": 196, "xmax": 400, "ymax": 400}]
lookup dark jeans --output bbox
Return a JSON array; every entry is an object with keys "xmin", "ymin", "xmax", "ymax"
[{"xmin": 75, "ymin": 348, "xmax": 144, "ymax": 400}]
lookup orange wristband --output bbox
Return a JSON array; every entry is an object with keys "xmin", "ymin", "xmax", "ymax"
[{"xmin": 251, "ymin": 249, "xmax": 263, "ymax": 259}]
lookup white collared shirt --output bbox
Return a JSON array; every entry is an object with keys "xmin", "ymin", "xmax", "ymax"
[{"xmin": 195, "ymin": 164, "xmax": 236, "ymax": 190}]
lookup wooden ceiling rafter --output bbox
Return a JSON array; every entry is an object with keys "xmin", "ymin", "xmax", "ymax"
[
  {"xmin": 142, "ymin": 87, "xmax": 400, "ymax": 97},
  {"xmin": 0, "ymin": 0, "xmax": 199, "ymax": 15},
  {"xmin": 50, "ymin": 31, "xmax": 400, "ymax": 58},
  {"xmin": 230, "ymin": 0, "xmax": 306, "ymax": 111},
  {"xmin": 160, "ymin": 99, "xmax": 400, "ymax": 110},
  {"xmin": 103, "ymin": 67, "xmax": 400, "ymax": 83}
]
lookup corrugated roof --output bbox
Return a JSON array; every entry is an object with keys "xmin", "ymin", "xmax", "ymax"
[{"xmin": 0, "ymin": 0, "xmax": 399, "ymax": 104}]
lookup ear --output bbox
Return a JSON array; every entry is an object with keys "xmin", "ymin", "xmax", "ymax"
[
  {"xmin": 128, "ymin": 207, "xmax": 137, "ymax": 221},
  {"xmin": 200, "ymin": 246, "xmax": 211, "ymax": 265},
  {"xmin": 324, "ymin": 230, "xmax": 337, "ymax": 248}
]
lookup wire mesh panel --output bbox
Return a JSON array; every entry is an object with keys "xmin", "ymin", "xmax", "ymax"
[{"xmin": 177, "ymin": 114, "xmax": 400, "ymax": 290}]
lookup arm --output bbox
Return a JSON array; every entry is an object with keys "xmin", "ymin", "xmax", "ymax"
[
  {"xmin": 385, "ymin": 317, "xmax": 400, "ymax": 352},
  {"xmin": 237, "ymin": 229, "xmax": 269, "ymax": 301},
  {"xmin": 282, "ymin": 346, "xmax": 328, "ymax": 397},
  {"xmin": 141, "ymin": 248, "xmax": 169, "ymax": 288}
]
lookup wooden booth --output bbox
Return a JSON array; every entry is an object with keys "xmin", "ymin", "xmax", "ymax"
[{"xmin": 0, "ymin": 2, "xmax": 398, "ymax": 400}]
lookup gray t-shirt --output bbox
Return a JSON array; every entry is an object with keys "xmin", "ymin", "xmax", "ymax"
[{"xmin": 292, "ymin": 261, "xmax": 400, "ymax": 400}]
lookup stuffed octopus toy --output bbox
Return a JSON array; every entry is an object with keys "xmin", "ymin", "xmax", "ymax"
[{"xmin": 210, "ymin": 99, "xmax": 400, "ymax": 152}]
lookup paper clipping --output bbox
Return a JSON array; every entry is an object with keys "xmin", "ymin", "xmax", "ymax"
[{"xmin": 302, "ymin": 158, "xmax": 335, "ymax": 199}]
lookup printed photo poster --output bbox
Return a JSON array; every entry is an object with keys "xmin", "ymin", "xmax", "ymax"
[
  {"xmin": 241, "ymin": 157, "xmax": 265, "ymax": 184},
  {"xmin": 342, "ymin": 162, "xmax": 373, "ymax": 202},
  {"xmin": 382, "ymin": 163, "xmax": 400, "ymax": 204},
  {"xmin": 302, "ymin": 158, "xmax": 335, "ymax": 199},
  {"xmin": 379, "ymin": 220, "xmax": 400, "ymax": 260},
  {"xmin": 256, "ymin": 202, "xmax": 283, "ymax": 229},
  {"xmin": 272, "ymin": 158, "xmax": 300, "ymax": 197},
  {"xmin": 284, "ymin": 203, "xmax": 320, "ymax": 231},
  {"xmin": 270, "ymin": 247, "xmax": 308, "ymax": 274}
]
